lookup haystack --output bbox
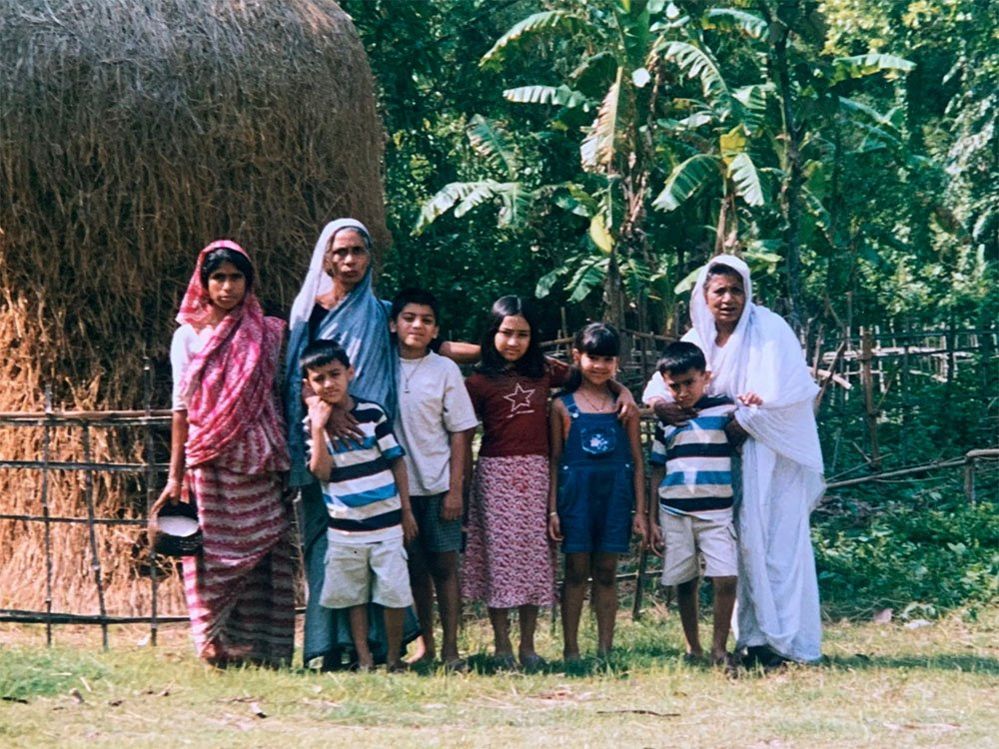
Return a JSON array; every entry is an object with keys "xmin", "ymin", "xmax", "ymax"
[{"xmin": 0, "ymin": 0, "xmax": 388, "ymax": 620}]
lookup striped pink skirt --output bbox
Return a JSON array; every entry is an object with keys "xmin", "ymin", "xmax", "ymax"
[
  {"xmin": 461, "ymin": 454, "xmax": 556, "ymax": 609},
  {"xmin": 182, "ymin": 463, "xmax": 294, "ymax": 666}
]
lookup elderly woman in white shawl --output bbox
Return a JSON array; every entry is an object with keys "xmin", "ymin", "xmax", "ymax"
[{"xmin": 644, "ymin": 255, "xmax": 825, "ymax": 664}]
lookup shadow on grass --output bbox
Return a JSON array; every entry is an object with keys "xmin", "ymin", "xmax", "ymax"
[{"xmin": 825, "ymin": 653, "xmax": 999, "ymax": 675}]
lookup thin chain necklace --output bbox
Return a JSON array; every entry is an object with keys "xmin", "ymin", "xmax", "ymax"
[
  {"xmin": 576, "ymin": 387, "xmax": 613, "ymax": 412},
  {"xmin": 401, "ymin": 355, "xmax": 427, "ymax": 393}
]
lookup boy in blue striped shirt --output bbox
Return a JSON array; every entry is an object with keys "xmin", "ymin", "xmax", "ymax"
[
  {"xmin": 649, "ymin": 341, "xmax": 761, "ymax": 669},
  {"xmin": 303, "ymin": 339, "xmax": 417, "ymax": 671}
]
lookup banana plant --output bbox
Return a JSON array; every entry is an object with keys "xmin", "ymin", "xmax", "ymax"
[
  {"xmin": 471, "ymin": 0, "xmax": 672, "ymax": 325},
  {"xmin": 647, "ymin": 9, "xmax": 772, "ymax": 253},
  {"xmin": 412, "ymin": 115, "xmax": 532, "ymax": 235}
]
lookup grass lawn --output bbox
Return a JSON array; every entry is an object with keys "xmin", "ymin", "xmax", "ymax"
[{"xmin": 2, "ymin": 604, "xmax": 997, "ymax": 748}]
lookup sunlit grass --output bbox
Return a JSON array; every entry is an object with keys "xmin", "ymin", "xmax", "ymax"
[{"xmin": 2, "ymin": 602, "xmax": 996, "ymax": 748}]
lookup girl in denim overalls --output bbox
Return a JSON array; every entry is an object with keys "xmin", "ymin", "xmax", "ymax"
[{"xmin": 548, "ymin": 323, "xmax": 648, "ymax": 662}]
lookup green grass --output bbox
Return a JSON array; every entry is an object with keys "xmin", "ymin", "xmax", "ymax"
[{"xmin": 2, "ymin": 606, "xmax": 997, "ymax": 748}]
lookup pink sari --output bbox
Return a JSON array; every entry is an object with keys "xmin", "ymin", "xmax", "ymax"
[{"xmin": 174, "ymin": 240, "xmax": 294, "ymax": 665}]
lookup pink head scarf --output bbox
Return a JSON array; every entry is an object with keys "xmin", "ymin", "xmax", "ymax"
[{"xmin": 176, "ymin": 240, "xmax": 288, "ymax": 470}]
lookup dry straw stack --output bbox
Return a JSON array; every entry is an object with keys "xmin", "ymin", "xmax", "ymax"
[{"xmin": 0, "ymin": 0, "xmax": 388, "ymax": 619}]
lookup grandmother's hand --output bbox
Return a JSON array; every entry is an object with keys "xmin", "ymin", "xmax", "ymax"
[
  {"xmin": 652, "ymin": 398, "xmax": 698, "ymax": 426},
  {"xmin": 324, "ymin": 406, "xmax": 364, "ymax": 448},
  {"xmin": 724, "ymin": 415, "xmax": 750, "ymax": 448}
]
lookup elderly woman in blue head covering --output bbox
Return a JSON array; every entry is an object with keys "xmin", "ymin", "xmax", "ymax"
[
  {"xmin": 643, "ymin": 255, "xmax": 825, "ymax": 666},
  {"xmin": 286, "ymin": 219, "xmax": 478, "ymax": 668},
  {"xmin": 285, "ymin": 219, "xmax": 407, "ymax": 668}
]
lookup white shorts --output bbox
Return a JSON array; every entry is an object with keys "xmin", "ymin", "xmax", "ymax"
[
  {"xmin": 319, "ymin": 535, "xmax": 413, "ymax": 609},
  {"xmin": 660, "ymin": 511, "xmax": 737, "ymax": 586}
]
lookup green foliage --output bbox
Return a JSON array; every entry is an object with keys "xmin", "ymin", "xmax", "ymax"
[
  {"xmin": 814, "ymin": 495, "xmax": 999, "ymax": 619},
  {"xmin": 350, "ymin": 0, "xmax": 997, "ymax": 338},
  {"xmin": 653, "ymin": 153, "xmax": 718, "ymax": 211},
  {"xmin": 479, "ymin": 10, "xmax": 594, "ymax": 70}
]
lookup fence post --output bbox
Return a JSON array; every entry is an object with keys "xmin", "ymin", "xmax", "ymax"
[
  {"xmin": 964, "ymin": 455, "xmax": 976, "ymax": 504},
  {"xmin": 861, "ymin": 328, "xmax": 881, "ymax": 471},
  {"xmin": 143, "ymin": 358, "xmax": 159, "ymax": 646},
  {"xmin": 81, "ymin": 424, "xmax": 110, "ymax": 649},
  {"xmin": 41, "ymin": 386, "xmax": 54, "ymax": 647},
  {"xmin": 946, "ymin": 326, "xmax": 955, "ymax": 385}
]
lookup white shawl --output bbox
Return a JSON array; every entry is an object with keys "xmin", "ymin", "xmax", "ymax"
[{"xmin": 647, "ymin": 254, "xmax": 825, "ymax": 662}]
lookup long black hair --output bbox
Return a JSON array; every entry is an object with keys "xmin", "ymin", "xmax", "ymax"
[
  {"xmin": 476, "ymin": 295, "xmax": 545, "ymax": 378},
  {"xmin": 200, "ymin": 247, "xmax": 255, "ymax": 290},
  {"xmin": 560, "ymin": 322, "xmax": 621, "ymax": 394}
]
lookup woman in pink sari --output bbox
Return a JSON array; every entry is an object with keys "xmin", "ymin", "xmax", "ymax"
[{"xmin": 151, "ymin": 240, "xmax": 294, "ymax": 667}]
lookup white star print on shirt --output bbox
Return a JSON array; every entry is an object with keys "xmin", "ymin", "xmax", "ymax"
[{"xmin": 503, "ymin": 381, "xmax": 536, "ymax": 417}]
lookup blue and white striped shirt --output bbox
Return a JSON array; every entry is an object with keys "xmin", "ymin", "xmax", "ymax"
[
  {"xmin": 305, "ymin": 398, "xmax": 406, "ymax": 543},
  {"xmin": 651, "ymin": 395, "xmax": 735, "ymax": 517}
]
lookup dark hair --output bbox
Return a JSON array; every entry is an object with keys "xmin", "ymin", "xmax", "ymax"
[
  {"xmin": 477, "ymin": 295, "xmax": 545, "ymax": 378},
  {"xmin": 390, "ymin": 287, "xmax": 439, "ymax": 322},
  {"xmin": 329, "ymin": 224, "xmax": 372, "ymax": 250},
  {"xmin": 200, "ymin": 247, "xmax": 254, "ymax": 290},
  {"xmin": 561, "ymin": 322, "xmax": 621, "ymax": 394},
  {"xmin": 299, "ymin": 338, "xmax": 351, "ymax": 373},
  {"xmin": 705, "ymin": 262, "xmax": 742, "ymax": 282},
  {"xmin": 657, "ymin": 341, "xmax": 706, "ymax": 376}
]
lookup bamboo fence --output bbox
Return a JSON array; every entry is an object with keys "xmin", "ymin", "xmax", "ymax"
[{"xmin": 2, "ymin": 328, "xmax": 996, "ymax": 645}]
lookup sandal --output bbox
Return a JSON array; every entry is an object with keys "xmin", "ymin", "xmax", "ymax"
[
  {"xmin": 492, "ymin": 653, "xmax": 518, "ymax": 671},
  {"xmin": 443, "ymin": 657, "xmax": 468, "ymax": 673},
  {"xmin": 519, "ymin": 653, "xmax": 547, "ymax": 672},
  {"xmin": 712, "ymin": 652, "xmax": 738, "ymax": 678}
]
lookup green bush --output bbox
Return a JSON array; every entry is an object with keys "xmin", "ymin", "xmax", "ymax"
[{"xmin": 814, "ymin": 488, "xmax": 999, "ymax": 619}]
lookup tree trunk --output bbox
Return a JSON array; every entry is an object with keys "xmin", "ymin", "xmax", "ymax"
[
  {"xmin": 771, "ymin": 20, "xmax": 805, "ymax": 332},
  {"xmin": 604, "ymin": 248, "xmax": 626, "ymax": 329}
]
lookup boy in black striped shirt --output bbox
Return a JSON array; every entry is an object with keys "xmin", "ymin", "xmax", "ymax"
[{"xmin": 649, "ymin": 341, "xmax": 761, "ymax": 670}]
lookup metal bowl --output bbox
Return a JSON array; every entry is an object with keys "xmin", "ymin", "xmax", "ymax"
[{"xmin": 152, "ymin": 501, "xmax": 202, "ymax": 557}]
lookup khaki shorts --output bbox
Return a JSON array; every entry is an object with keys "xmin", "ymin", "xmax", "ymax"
[
  {"xmin": 319, "ymin": 534, "xmax": 414, "ymax": 609},
  {"xmin": 660, "ymin": 511, "xmax": 737, "ymax": 586}
]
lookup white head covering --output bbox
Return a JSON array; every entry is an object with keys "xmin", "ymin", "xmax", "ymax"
[
  {"xmin": 287, "ymin": 218, "xmax": 372, "ymax": 336},
  {"xmin": 689, "ymin": 253, "xmax": 754, "ymax": 398}
]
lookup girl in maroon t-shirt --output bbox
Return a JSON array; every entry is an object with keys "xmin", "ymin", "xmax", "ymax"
[{"xmin": 462, "ymin": 296, "xmax": 565, "ymax": 670}]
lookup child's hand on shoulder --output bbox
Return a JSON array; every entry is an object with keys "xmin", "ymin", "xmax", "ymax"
[
  {"xmin": 401, "ymin": 508, "xmax": 419, "ymax": 543},
  {"xmin": 737, "ymin": 391, "xmax": 763, "ymax": 406},
  {"xmin": 615, "ymin": 395, "xmax": 639, "ymax": 424}
]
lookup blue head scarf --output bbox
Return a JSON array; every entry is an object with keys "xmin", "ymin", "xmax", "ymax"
[{"xmin": 284, "ymin": 219, "xmax": 398, "ymax": 487}]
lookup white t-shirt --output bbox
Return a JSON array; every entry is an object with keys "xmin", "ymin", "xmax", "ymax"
[
  {"xmin": 395, "ymin": 352, "xmax": 478, "ymax": 496},
  {"xmin": 170, "ymin": 324, "xmax": 214, "ymax": 411}
]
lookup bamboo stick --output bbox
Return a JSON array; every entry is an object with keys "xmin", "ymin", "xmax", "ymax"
[
  {"xmin": 41, "ymin": 387, "xmax": 53, "ymax": 647},
  {"xmin": 0, "ymin": 514, "xmax": 145, "ymax": 525},
  {"xmin": 143, "ymin": 358, "xmax": 159, "ymax": 647},
  {"xmin": 81, "ymin": 426, "xmax": 110, "ymax": 649},
  {"xmin": 861, "ymin": 328, "xmax": 881, "ymax": 471},
  {"xmin": 0, "ymin": 459, "xmax": 167, "ymax": 473},
  {"xmin": 825, "ymin": 457, "xmax": 966, "ymax": 489}
]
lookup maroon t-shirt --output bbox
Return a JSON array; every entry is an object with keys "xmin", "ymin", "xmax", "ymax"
[{"xmin": 465, "ymin": 360, "xmax": 570, "ymax": 458}]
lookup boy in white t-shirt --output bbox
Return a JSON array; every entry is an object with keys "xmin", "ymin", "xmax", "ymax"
[{"xmin": 390, "ymin": 288, "xmax": 478, "ymax": 670}]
